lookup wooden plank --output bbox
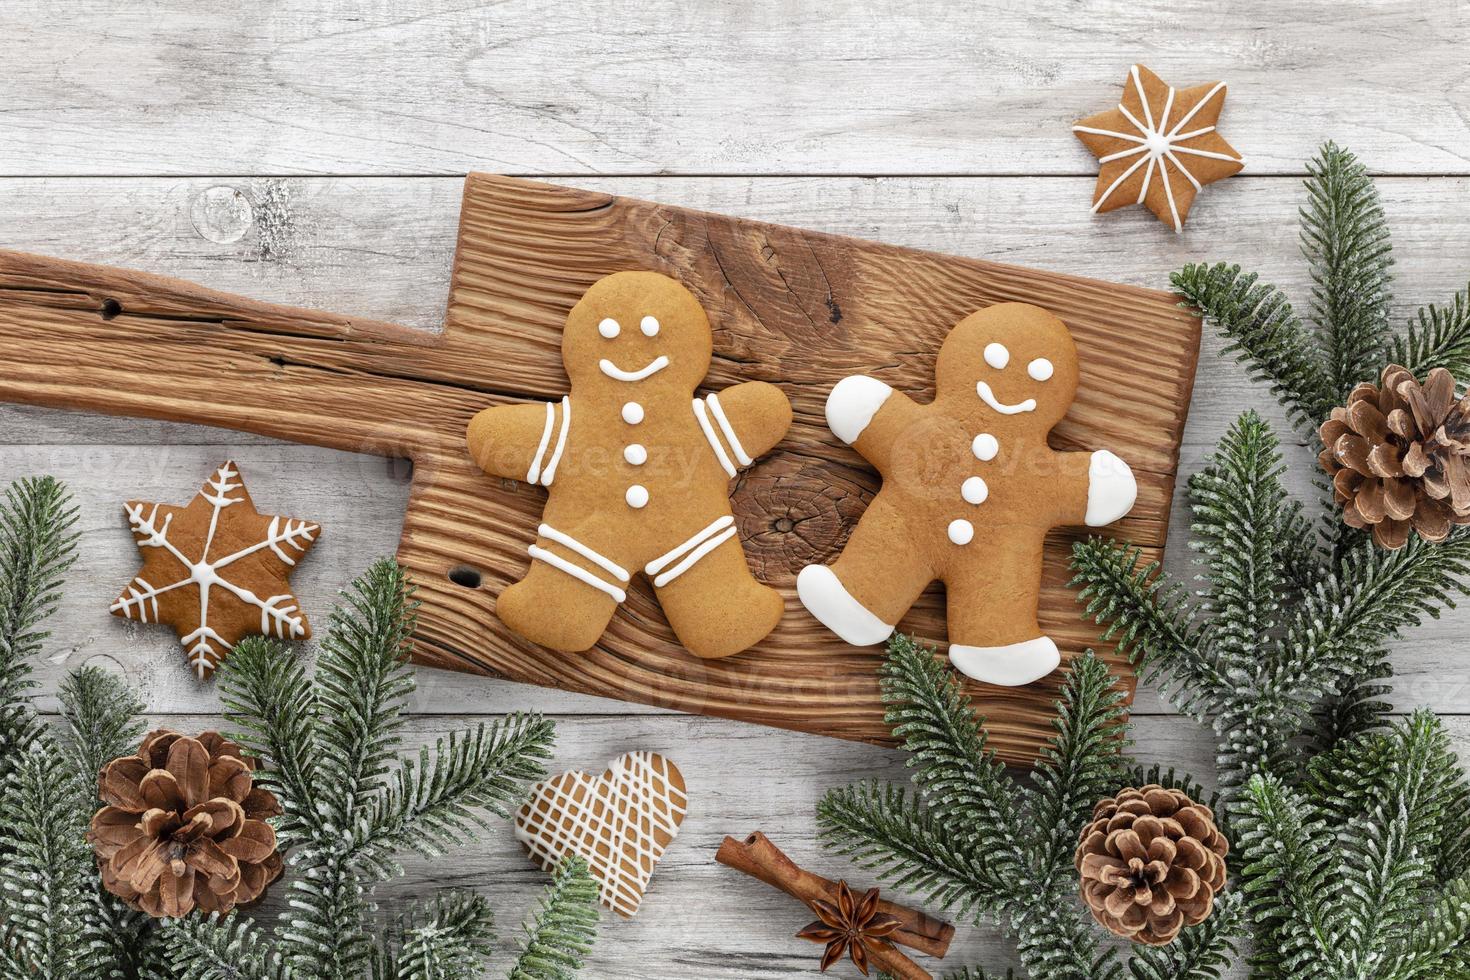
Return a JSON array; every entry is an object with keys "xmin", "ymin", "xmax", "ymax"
[
  {"xmin": 0, "ymin": 0, "xmax": 1466, "ymax": 177},
  {"xmin": 0, "ymin": 174, "xmax": 1202, "ymax": 760},
  {"xmin": 5, "ymin": 175, "xmax": 1470, "ymax": 719}
]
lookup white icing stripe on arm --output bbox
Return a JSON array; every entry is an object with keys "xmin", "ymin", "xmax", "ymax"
[
  {"xmin": 645, "ymin": 515, "xmax": 734, "ymax": 577},
  {"xmin": 692, "ymin": 398, "xmax": 736, "ymax": 477},
  {"xmin": 541, "ymin": 396, "xmax": 571, "ymax": 485},
  {"xmin": 528, "ymin": 545, "xmax": 627, "ymax": 602},
  {"xmin": 538, "ymin": 524, "xmax": 630, "ymax": 582},
  {"xmin": 526, "ymin": 401, "xmax": 555, "ymax": 484},
  {"xmin": 652, "ymin": 526, "xmax": 737, "ymax": 588},
  {"xmin": 705, "ymin": 393, "xmax": 752, "ymax": 466}
]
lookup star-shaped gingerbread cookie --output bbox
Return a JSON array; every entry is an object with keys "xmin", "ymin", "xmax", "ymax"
[
  {"xmin": 110, "ymin": 461, "xmax": 320, "ymax": 679},
  {"xmin": 1073, "ymin": 64, "xmax": 1243, "ymax": 232}
]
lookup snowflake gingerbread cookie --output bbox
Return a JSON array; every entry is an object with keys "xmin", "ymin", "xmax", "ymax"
[
  {"xmin": 466, "ymin": 271, "xmax": 792, "ymax": 660},
  {"xmin": 797, "ymin": 303, "xmax": 1138, "ymax": 687},
  {"xmin": 111, "ymin": 461, "xmax": 320, "ymax": 679}
]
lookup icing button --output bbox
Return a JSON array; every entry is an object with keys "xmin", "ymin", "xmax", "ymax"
[
  {"xmin": 621, "ymin": 401, "xmax": 644, "ymax": 424},
  {"xmin": 972, "ymin": 433, "xmax": 999, "ymax": 461},
  {"xmin": 624, "ymin": 444, "xmax": 648, "ymax": 465},
  {"xmin": 948, "ymin": 519, "xmax": 974, "ymax": 546},
  {"xmin": 962, "ymin": 476, "xmax": 988, "ymax": 505},
  {"xmin": 626, "ymin": 485, "xmax": 650, "ymax": 509}
]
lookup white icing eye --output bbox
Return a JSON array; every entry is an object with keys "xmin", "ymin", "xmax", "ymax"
[
  {"xmin": 1028, "ymin": 358, "xmax": 1054, "ymax": 381},
  {"xmin": 984, "ymin": 343, "xmax": 1009, "ymax": 369},
  {"xmin": 598, "ymin": 318, "xmax": 620, "ymax": 339},
  {"xmin": 640, "ymin": 315, "xmax": 660, "ymax": 337},
  {"xmin": 972, "ymin": 433, "xmax": 999, "ymax": 461}
]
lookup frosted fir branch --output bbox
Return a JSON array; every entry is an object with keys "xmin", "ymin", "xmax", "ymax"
[
  {"xmin": 818, "ymin": 780, "xmax": 1013, "ymax": 924},
  {"xmin": 350, "ymin": 715, "xmax": 555, "ymax": 877},
  {"xmin": 162, "ymin": 913, "xmax": 295, "ymax": 980},
  {"xmin": 314, "ymin": 558, "xmax": 419, "ymax": 826},
  {"xmin": 1172, "ymin": 262, "xmax": 1338, "ymax": 436},
  {"xmin": 217, "ymin": 637, "xmax": 325, "ymax": 847},
  {"xmin": 1025, "ymin": 651, "xmax": 1131, "ymax": 897},
  {"xmin": 1301, "ymin": 140, "xmax": 1395, "ymax": 396},
  {"xmin": 57, "ymin": 665, "xmax": 145, "ymax": 802},
  {"xmin": 383, "ymin": 890, "xmax": 497, "ymax": 980},
  {"xmin": 1126, "ymin": 889, "xmax": 1244, "ymax": 980},
  {"xmin": 878, "ymin": 635, "xmax": 1028, "ymax": 895},
  {"xmin": 1389, "ymin": 285, "xmax": 1470, "ymax": 381},
  {"xmin": 506, "ymin": 857, "xmax": 600, "ymax": 980},
  {"xmin": 0, "ymin": 744, "xmax": 102, "ymax": 978},
  {"xmin": 0, "ymin": 476, "xmax": 79, "ymax": 773}
]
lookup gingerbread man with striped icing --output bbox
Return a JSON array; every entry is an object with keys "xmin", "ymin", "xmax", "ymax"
[
  {"xmin": 797, "ymin": 303, "xmax": 1138, "ymax": 686},
  {"xmin": 466, "ymin": 271, "xmax": 792, "ymax": 659}
]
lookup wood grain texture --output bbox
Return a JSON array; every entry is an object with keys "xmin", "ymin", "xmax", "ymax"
[
  {"xmin": 0, "ymin": 174, "xmax": 1201, "ymax": 760},
  {"xmin": 6, "ymin": 173, "xmax": 1470, "ymax": 723},
  {"xmin": 1, "ymin": 0, "xmax": 1466, "ymax": 177}
]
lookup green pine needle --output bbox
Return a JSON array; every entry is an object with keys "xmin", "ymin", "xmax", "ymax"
[
  {"xmin": 1301, "ymin": 140, "xmax": 1395, "ymax": 396},
  {"xmin": 1172, "ymin": 262, "xmax": 1337, "ymax": 436},
  {"xmin": 506, "ymin": 857, "xmax": 600, "ymax": 980},
  {"xmin": 1389, "ymin": 285, "xmax": 1470, "ymax": 380},
  {"xmin": 190, "ymin": 557, "xmax": 577, "ymax": 980},
  {"xmin": 0, "ymin": 476, "xmax": 79, "ymax": 775}
]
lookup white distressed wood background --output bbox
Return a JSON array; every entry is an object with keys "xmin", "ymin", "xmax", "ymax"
[{"xmin": 5, "ymin": 1, "xmax": 1469, "ymax": 976}]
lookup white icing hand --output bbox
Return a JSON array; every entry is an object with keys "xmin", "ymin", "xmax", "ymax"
[
  {"xmin": 826, "ymin": 376, "xmax": 893, "ymax": 444},
  {"xmin": 1085, "ymin": 450, "xmax": 1137, "ymax": 526}
]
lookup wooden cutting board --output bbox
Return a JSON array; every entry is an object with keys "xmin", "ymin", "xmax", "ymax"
[{"xmin": 0, "ymin": 174, "xmax": 1199, "ymax": 763}]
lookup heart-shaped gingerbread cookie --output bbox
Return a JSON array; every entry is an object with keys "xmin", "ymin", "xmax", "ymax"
[{"xmin": 515, "ymin": 750, "xmax": 687, "ymax": 917}]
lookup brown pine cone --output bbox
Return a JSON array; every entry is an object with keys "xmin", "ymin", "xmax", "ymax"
[
  {"xmin": 88, "ymin": 729, "xmax": 283, "ymax": 918},
  {"xmin": 1075, "ymin": 784, "xmax": 1228, "ymax": 946},
  {"xmin": 1319, "ymin": 364, "xmax": 1470, "ymax": 550}
]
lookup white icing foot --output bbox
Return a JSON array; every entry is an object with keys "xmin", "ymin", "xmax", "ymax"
[
  {"xmin": 949, "ymin": 636, "xmax": 1061, "ymax": 686},
  {"xmin": 1086, "ymin": 450, "xmax": 1138, "ymax": 527},
  {"xmin": 796, "ymin": 564, "xmax": 894, "ymax": 646}
]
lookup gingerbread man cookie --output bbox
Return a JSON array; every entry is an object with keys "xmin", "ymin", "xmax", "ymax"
[
  {"xmin": 797, "ymin": 303, "xmax": 1138, "ymax": 686},
  {"xmin": 466, "ymin": 271, "xmax": 792, "ymax": 660}
]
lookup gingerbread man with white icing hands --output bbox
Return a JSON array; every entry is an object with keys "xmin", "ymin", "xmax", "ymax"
[
  {"xmin": 797, "ymin": 302, "xmax": 1138, "ymax": 686},
  {"xmin": 467, "ymin": 271, "xmax": 792, "ymax": 660}
]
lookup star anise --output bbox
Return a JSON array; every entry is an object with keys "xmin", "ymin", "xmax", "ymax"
[{"xmin": 796, "ymin": 880, "xmax": 902, "ymax": 975}]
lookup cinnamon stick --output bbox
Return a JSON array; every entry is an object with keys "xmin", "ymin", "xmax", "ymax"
[{"xmin": 716, "ymin": 831, "xmax": 954, "ymax": 959}]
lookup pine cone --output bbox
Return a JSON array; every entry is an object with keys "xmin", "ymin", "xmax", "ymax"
[
  {"xmin": 1319, "ymin": 364, "xmax": 1470, "ymax": 550},
  {"xmin": 1075, "ymin": 784, "xmax": 1228, "ymax": 946},
  {"xmin": 88, "ymin": 729, "xmax": 283, "ymax": 918}
]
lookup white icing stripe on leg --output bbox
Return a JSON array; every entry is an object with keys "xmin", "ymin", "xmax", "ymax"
[
  {"xmin": 538, "ymin": 523, "xmax": 630, "ymax": 582},
  {"xmin": 541, "ymin": 396, "xmax": 571, "ymax": 486},
  {"xmin": 691, "ymin": 398, "xmax": 736, "ymax": 477},
  {"xmin": 645, "ymin": 516, "xmax": 734, "ymax": 577},
  {"xmin": 652, "ymin": 526, "xmax": 737, "ymax": 589},
  {"xmin": 705, "ymin": 393, "xmax": 752, "ymax": 466},
  {"xmin": 526, "ymin": 401, "xmax": 556, "ymax": 484},
  {"xmin": 528, "ymin": 545, "xmax": 626, "ymax": 603}
]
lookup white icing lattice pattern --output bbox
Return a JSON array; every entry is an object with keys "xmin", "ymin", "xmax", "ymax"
[
  {"xmin": 515, "ymin": 750, "xmax": 688, "ymax": 918},
  {"xmin": 110, "ymin": 462, "xmax": 318, "ymax": 678}
]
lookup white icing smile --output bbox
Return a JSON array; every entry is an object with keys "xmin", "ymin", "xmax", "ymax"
[
  {"xmin": 976, "ymin": 381, "xmax": 1036, "ymax": 415},
  {"xmin": 599, "ymin": 356, "xmax": 670, "ymax": 382}
]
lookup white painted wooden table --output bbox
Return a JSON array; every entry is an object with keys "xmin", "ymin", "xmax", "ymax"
[{"xmin": 5, "ymin": 2, "xmax": 1469, "ymax": 975}]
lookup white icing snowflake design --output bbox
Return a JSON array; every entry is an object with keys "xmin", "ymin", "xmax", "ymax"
[
  {"xmin": 111, "ymin": 462, "xmax": 319, "ymax": 679},
  {"xmin": 1073, "ymin": 66, "xmax": 1241, "ymax": 232}
]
